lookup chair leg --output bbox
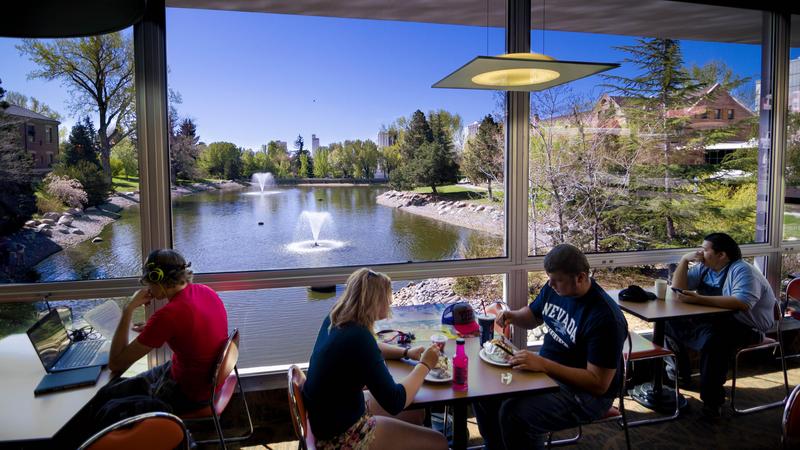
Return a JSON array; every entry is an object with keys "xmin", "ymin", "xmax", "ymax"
[
  {"xmin": 210, "ymin": 410, "xmax": 227, "ymax": 450},
  {"xmin": 619, "ymin": 396, "xmax": 632, "ymax": 450},
  {"xmin": 626, "ymin": 356, "xmax": 681, "ymax": 427},
  {"xmin": 733, "ymin": 345, "xmax": 788, "ymax": 414},
  {"xmin": 546, "ymin": 425, "xmax": 582, "ymax": 447},
  {"xmin": 236, "ymin": 366, "xmax": 255, "ymax": 440}
]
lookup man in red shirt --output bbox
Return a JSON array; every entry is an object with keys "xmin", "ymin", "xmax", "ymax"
[{"xmin": 96, "ymin": 249, "xmax": 229, "ymax": 413}]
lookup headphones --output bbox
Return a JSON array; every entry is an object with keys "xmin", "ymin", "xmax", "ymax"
[{"xmin": 145, "ymin": 262, "xmax": 165, "ymax": 283}]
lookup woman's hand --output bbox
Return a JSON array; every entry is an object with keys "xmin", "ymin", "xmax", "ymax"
[
  {"xmin": 406, "ymin": 346, "xmax": 425, "ymax": 361},
  {"xmin": 420, "ymin": 344, "xmax": 440, "ymax": 369}
]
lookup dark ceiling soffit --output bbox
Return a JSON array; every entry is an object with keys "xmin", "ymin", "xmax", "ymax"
[
  {"xmin": 669, "ymin": 0, "xmax": 799, "ymax": 14},
  {"xmin": 1, "ymin": 0, "xmax": 147, "ymax": 38}
]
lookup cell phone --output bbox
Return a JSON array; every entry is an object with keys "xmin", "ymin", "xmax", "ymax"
[{"xmin": 671, "ymin": 287, "xmax": 684, "ymax": 294}]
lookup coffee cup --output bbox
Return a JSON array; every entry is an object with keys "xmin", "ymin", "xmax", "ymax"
[{"xmin": 654, "ymin": 279, "xmax": 667, "ymax": 300}]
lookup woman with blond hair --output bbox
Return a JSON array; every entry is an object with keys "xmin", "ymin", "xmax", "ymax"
[{"xmin": 303, "ymin": 268, "xmax": 447, "ymax": 450}]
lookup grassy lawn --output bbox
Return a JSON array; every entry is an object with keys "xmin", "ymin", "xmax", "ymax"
[
  {"xmin": 785, "ymin": 213, "xmax": 800, "ymax": 240},
  {"xmin": 112, "ymin": 177, "xmax": 139, "ymax": 192},
  {"xmin": 413, "ymin": 184, "xmax": 504, "ymax": 205}
]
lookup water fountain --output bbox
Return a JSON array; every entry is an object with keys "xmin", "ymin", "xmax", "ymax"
[
  {"xmin": 246, "ymin": 172, "xmax": 279, "ymax": 195},
  {"xmin": 286, "ymin": 210, "xmax": 345, "ymax": 253}
]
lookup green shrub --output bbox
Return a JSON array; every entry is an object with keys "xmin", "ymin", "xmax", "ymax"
[{"xmin": 52, "ymin": 160, "xmax": 111, "ymax": 206}]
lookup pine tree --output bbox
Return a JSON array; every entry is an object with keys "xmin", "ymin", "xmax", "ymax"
[
  {"xmin": 603, "ymin": 38, "xmax": 703, "ymax": 241},
  {"xmin": 462, "ymin": 115, "xmax": 503, "ymax": 201}
]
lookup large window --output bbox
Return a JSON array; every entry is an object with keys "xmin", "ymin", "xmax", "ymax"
[
  {"xmin": 0, "ymin": 30, "xmax": 141, "ymax": 284},
  {"xmin": 528, "ymin": 5, "xmax": 763, "ymax": 255},
  {"xmin": 783, "ymin": 15, "xmax": 800, "ymax": 241},
  {"xmin": 165, "ymin": 6, "xmax": 507, "ymax": 275}
]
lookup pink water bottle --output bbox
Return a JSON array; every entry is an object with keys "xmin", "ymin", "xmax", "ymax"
[{"xmin": 453, "ymin": 338, "xmax": 468, "ymax": 391}]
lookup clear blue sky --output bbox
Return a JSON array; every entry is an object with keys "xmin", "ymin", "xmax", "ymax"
[{"xmin": 0, "ymin": 7, "xmax": 780, "ymax": 150}]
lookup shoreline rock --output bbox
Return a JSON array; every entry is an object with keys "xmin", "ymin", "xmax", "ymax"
[
  {"xmin": 1, "ymin": 180, "xmax": 246, "ymax": 282},
  {"xmin": 376, "ymin": 190, "xmax": 504, "ymax": 236}
]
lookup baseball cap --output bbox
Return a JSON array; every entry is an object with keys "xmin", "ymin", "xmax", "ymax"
[{"xmin": 441, "ymin": 302, "xmax": 480, "ymax": 336}]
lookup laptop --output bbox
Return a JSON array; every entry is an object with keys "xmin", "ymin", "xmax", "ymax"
[{"xmin": 27, "ymin": 309, "xmax": 110, "ymax": 373}]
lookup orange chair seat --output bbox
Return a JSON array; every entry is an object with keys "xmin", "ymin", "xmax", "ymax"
[
  {"xmin": 180, "ymin": 372, "xmax": 238, "ymax": 419},
  {"xmin": 85, "ymin": 418, "xmax": 185, "ymax": 450},
  {"xmin": 625, "ymin": 332, "xmax": 673, "ymax": 360}
]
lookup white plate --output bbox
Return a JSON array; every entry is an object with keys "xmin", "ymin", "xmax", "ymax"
[
  {"xmin": 479, "ymin": 348, "xmax": 512, "ymax": 367},
  {"xmin": 425, "ymin": 370, "xmax": 453, "ymax": 383}
]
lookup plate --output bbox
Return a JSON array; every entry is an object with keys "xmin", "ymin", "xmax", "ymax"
[
  {"xmin": 425, "ymin": 370, "xmax": 453, "ymax": 383},
  {"xmin": 479, "ymin": 348, "xmax": 512, "ymax": 367}
]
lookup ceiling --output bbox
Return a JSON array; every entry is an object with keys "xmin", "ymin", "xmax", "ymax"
[{"xmin": 167, "ymin": 0, "xmax": 800, "ymax": 46}]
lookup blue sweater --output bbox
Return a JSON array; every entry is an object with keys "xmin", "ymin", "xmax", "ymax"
[{"xmin": 302, "ymin": 316, "xmax": 407, "ymax": 440}]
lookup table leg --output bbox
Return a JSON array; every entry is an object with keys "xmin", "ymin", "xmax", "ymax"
[
  {"xmin": 452, "ymin": 402, "xmax": 467, "ymax": 450},
  {"xmin": 629, "ymin": 320, "xmax": 688, "ymax": 414}
]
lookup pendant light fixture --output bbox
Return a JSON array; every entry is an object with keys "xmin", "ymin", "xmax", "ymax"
[{"xmin": 433, "ymin": 0, "xmax": 619, "ymax": 92}]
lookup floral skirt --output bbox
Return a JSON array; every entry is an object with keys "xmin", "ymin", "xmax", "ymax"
[{"xmin": 316, "ymin": 413, "xmax": 377, "ymax": 450}]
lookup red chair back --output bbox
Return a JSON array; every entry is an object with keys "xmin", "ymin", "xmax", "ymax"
[
  {"xmin": 786, "ymin": 278, "xmax": 800, "ymax": 302},
  {"xmin": 784, "ymin": 384, "xmax": 800, "ymax": 448},
  {"xmin": 81, "ymin": 412, "xmax": 187, "ymax": 450},
  {"xmin": 288, "ymin": 365, "xmax": 316, "ymax": 450},
  {"xmin": 181, "ymin": 329, "xmax": 241, "ymax": 419}
]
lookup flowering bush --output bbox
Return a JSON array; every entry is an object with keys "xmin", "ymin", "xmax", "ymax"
[{"xmin": 44, "ymin": 174, "xmax": 88, "ymax": 208}]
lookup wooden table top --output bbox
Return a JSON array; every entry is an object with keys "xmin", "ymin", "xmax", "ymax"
[
  {"xmin": 607, "ymin": 288, "xmax": 733, "ymax": 322},
  {"xmin": 386, "ymin": 337, "xmax": 559, "ymax": 407},
  {"xmin": 0, "ymin": 334, "xmax": 111, "ymax": 442}
]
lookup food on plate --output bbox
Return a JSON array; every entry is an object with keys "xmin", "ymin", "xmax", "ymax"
[
  {"xmin": 429, "ymin": 356, "xmax": 451, "ymax": 380},
  {"xmin": 483, "ymin": 338, "xmax": 516, "ymax": 364}
]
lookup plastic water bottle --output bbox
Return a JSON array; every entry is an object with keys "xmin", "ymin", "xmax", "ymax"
[{"xmin": 453, "ymin": 338, "xmax": 468, "ymax": 391}]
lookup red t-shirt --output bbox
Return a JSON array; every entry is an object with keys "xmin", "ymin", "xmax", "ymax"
[{"xmin": 137, "ymin": 283, "xmax": 229, "ymax": 402}]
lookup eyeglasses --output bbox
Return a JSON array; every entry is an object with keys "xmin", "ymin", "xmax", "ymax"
[{"xmin": 376, "ymin": 329, "xmax": 415, "ymax": 346}]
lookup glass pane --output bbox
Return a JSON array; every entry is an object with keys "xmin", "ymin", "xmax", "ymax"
[
  {"xmin": 165, "ymin": 4, "xmax": 506, "ymax": 274},
  {"xmin": 226, "ymin": 273, "xmax": 503, "ymax": 369},
  {"xmin": 528, "ymin": 5, "xmax": 763, "ymax": 255},
  {"xmin": 0, "ymin": 30, "xmax": 141, "ymax": 283},
  {"xmin": 783, "ymin": 15, "xmax": 800, "ymax": 241}
]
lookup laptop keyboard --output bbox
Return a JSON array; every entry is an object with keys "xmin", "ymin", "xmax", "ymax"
[{"xmin": 61, "ymin": 339, "xmax": 104, "ymax": 368}]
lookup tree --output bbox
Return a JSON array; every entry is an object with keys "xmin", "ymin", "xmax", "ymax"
[
  {"xmin": 329, "ymin": 142, "xmax": 354, "ymax": 178},
  {"xmin": 313, "ymin": 147, "xmax": 332, "ymax": 178},
  {"xmin": 198, "ymin": 142, "xmax": 242, "ymax": 179},
  {"xmin": 18, "ymin": 33, "xmax": 135, "ymax": 181},
  {"xmin": 52, "ymin": 120, "xmax": 111, "ymax": 206},
  {"xmin": 265, "ymin": 140, "xmax": 291, "ymax": 178},
  {"xmin": 170, "ymin": 118, "xmax": 200, "ymax": 181},
  {"xmin": 0, "ymin": 80, "xmax": 36, "ymax": 233},
  {"xmin": 393, "ymin": 109, "xmax": 459, "ymax": 193},
  {"xmin": 428, "ymin": 109, "xmax": 464, "ymax": 151},
  {"xmin": 352, "ymin": 139, "xmax": 380, "ymax": 179},
  {"xmin": 603, "ymin": 38, "xmax": 703, "ymax": 241},
  {"xmin": 462, "ymin": 115, "xmax": 503, "ymax": 201},
  {"xmin": 111, "ymin": 138, "xmax": 138, "ymax": 180},
  {"xmin": 4, "ymin": 91, "xmax": 63, "ymax": 121},
  {"xmin": 60, "ymin": 116, "xmax": 100, "ymax": 167},
  {"xmin": 379, "ymin": 143, "xmax": 401, "ymax": 180}
]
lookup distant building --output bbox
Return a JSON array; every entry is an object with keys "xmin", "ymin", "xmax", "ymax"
[
  {"xmin": 4, "ymin": 104, "xmax": 60, "ymax": 175},
  {"xmin": 377, "ymin": 130, "xmax": 397, "ymax": 148},
  {"xmin": 276, "ymin": 140, "xmax": 288, "ymax": 152},
  {"xmin": 465, "ymin": 121, "xmax": 480, "ymax": 140},
  {"xmin": 311, "ymin": 134, "xmax": 320, "ymax": 154}
]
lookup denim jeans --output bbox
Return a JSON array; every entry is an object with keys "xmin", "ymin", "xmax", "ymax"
[{"xmin": 474, "ymin": 384, "xmax": 613, "ymax": 450}]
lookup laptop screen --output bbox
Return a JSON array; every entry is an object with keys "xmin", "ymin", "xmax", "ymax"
[{"xmin": 27, "ymin": 310, "xmax": 71, "ymax": 371}]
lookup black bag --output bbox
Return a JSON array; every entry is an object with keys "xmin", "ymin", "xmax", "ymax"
[{"xmin": 618, "ymin": 284, "xmax": 657, "ymax": 302}]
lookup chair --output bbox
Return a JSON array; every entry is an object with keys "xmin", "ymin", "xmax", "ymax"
[
  {"xmin": 731, "ymin": 301, "xmax": 790, "ymax": 414},
  {"xmin": 624, "ymin": 332, "xmax": 681, "ymax": 426},
  {"xmin": 783, "ymin": 384, "xmax": 800, "ymax": 449},
  {"xmin": 181, "ymin": 328, "xmax": 253, "ymax": 448},
  {"xmin": 288, "ymin": 365, "xmax": 316, "ymax": 450},
  {"xmin": 546, "ymin": 332, "xmax": 632, "ymax": 449},
  {"xmin": 79, "ymin": 412, "xmax": 189, "ymax": 450}
]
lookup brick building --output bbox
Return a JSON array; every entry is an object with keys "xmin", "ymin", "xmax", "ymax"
[{"xmin": 4, "ymin": 104, "xmax": 60, "ymax": 175}]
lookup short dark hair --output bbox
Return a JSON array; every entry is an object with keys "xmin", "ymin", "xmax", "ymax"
[
  {"xmin": 703, "ymin": 232, "xmax": 742, "ymax": 262},
  {"xmin": 141, "ymin": 249, "xmax": 193, "ymax": 287},
  {"xmin": 544, "ymin": 244, "xmax": 590, "ymax": 276}
]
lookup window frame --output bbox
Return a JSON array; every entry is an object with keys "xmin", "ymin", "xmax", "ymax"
[{"xmin": 0, "ymin": 3, "xmax": 791, "ymax": 382}]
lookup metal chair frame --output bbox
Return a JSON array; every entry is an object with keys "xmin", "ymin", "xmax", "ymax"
[
  {"xmin": 184, "ymin": 328, "xmax": 254, "ymax": 449},
  {"xmin": 79, "ymin": 411, "xmax": 189, "ymax": 450},
  {"xmin": 288, "ymin": 365, "xmax": 316, "ymax": 450},
  {"xmin": 546, "ymin": 332, "xmax": 632, "ymax": 450},
  {"xmin": 624, "ymin": 349, "xmax": 681, "ymax": 427},
  {"xmin": 731, "ymin": 302, "xmax": 790, "ymax": 414}
]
